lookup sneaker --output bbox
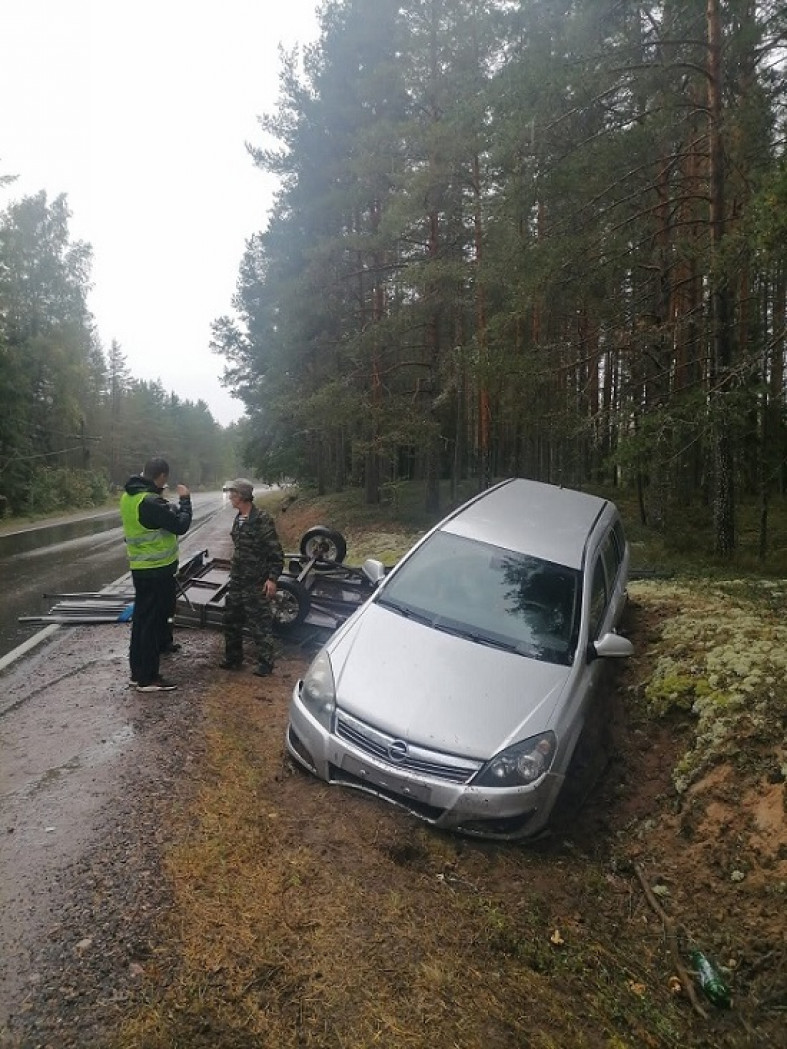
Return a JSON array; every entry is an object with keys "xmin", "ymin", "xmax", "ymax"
[
  {"xmin": 129, "ymin": 679, "xmax": 138, "ymax": 687},
  {"xmin": 136, "ymin": 677, "xmax": 178, "ymax": 692},
  {"xmin": 253, "ymin": 663, "xmax": 274, "ymax": 677},
  {"xmin": 219, "ymin": 658, "xmax": 243, "ymax": 670}
]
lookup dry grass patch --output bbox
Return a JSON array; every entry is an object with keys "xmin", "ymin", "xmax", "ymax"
[{"xmin": 112, "ymin": 674, "xmax": 581, "ymax": 1048}]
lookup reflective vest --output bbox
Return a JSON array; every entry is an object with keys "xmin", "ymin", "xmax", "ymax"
[{"xmin": 120, "ymin": 492, "xmax": 178, "ymax": 570}]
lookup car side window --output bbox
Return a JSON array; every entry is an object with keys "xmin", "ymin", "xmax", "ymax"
[
  {"xmin": 613, "ymin": 520, "xmax": 626, "ymax": 561},
  {"xmin": 588, "ymin": 555, "xmax": 608, "ymax": 640},
  {"xmin": 601, "ymin": 531, "xmax": 621, "ymax": 590}
]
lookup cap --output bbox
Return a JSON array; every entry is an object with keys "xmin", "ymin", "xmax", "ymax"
[{"xmin": 224, "ymin": 478, "xmax": 254, "ymax": 500}]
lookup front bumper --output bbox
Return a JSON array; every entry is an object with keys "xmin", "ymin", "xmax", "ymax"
[{"xmin": 286, "ymin": 681, "xmax": 565, "ymax": 841}]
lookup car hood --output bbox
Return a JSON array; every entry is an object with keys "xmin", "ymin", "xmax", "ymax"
[{"xmin": 328, "ymin": 603, "xmax": 571, "ymax": 760}]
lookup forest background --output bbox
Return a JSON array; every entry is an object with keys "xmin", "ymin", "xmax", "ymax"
[
  {"xmin": 0, "ymin": 187, "xmax": 240, "ymax": 516},
  {"xmin": 3, "ymin": 0, "xmax": 787, "ymax": 562}
]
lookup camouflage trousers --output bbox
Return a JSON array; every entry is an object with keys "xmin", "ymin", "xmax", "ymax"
[{"xmin": 223, "ymin": 581, "xmax": 278, "ymax": 668}]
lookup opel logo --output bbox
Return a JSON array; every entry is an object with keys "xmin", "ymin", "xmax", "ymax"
[{"xmin": 388, "ymin": 739, "xmax": 408, "ymax": 763}]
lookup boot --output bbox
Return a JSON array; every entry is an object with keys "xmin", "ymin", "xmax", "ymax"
[{"xmin": 219, "ymin": 648, "xmax": 243, "ymax": 669}]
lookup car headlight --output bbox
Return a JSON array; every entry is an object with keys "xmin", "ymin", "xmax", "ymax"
[
  {"xmin": 474, "ymin": 732, "xmax": 556, "ymax": 788},
  {"xmin": 300, "ymin": 650, "xmax": 336, "ymax": 729}
]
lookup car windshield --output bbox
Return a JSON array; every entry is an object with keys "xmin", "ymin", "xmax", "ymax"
[{"xmin": 376, "ymin": 531, "xmax": 581, "ymax": 666}]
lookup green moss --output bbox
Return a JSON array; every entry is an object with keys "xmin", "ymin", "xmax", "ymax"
[
  {"xmin": 630, "ymin": 579, "xmax": 787, "ymax": 794},
  {"xmin": 644, "ymin": 672, "xmax": 706, "ymax": 715}
]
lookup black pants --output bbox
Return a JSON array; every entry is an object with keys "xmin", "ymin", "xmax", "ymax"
[{"xmin": 130, "ymin": 569, "xmax": 176, "ymax": 685}]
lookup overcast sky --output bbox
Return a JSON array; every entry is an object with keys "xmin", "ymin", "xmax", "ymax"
[{"xmin": 0, "ymin": 0, "xmax": 320, "ymax": 426}]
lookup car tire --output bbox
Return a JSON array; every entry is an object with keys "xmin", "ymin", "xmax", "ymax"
[
  {"xmin": 299, "ymin": 526, "xmax": 347, "ymax": 566},
  {"xmin": 272, "ymin": 577, "xmax": 310, "ymax": 630}
]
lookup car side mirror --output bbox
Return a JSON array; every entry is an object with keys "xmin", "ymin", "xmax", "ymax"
[
  {"xmin": 362, "ymin": 558, "xmax": 387, "ymax": 586},
  {"xmin": 589, "ymin": 632, "xmax": 634, "ymax": 661}
]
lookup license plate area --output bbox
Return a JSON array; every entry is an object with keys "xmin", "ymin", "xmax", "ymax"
[{"xmin": 340, "ymin": 754, "xmax": 432, "ymax": 804}]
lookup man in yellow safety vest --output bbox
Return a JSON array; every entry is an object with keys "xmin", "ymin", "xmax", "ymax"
[{"xmin": 120, "ymin": 457, "xmax": 192, "ymax": 692}]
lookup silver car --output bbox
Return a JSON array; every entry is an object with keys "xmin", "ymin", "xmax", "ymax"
[{"xmin": 286, "ymin": 478, "xmax": 633, "ymax": 841}]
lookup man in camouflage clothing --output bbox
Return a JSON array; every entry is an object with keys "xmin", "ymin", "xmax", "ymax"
[{"xmin": 220, "ymin": 478, "xmax": 285, "ymax": 676}]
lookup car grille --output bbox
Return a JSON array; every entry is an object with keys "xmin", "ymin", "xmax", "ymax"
[{"xmin": 335, "ymin": 711, "xmax": 481, "ymax": 784}]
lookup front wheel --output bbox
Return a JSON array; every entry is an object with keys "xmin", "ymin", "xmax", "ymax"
[
  {"xmin": 272, "ymin": 577, "xmax": 310, "ymax": 630},
  {"xmin": 299, "ymin": 526, "xmax": 347, "ymax": 565}
]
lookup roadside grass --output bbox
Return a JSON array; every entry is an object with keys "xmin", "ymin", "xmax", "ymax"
[{"xmin": 109, "ymin": 480, "xmax": 785, "ymax": 1048}]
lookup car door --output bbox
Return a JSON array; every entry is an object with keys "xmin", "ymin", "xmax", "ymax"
[
  {"xmin": 554, "ymin": 521, "xmax": 625, "ymax": 779},
  {"xmin": 600, "ymin": 518, "xmax": 629, "ymax": 631}
]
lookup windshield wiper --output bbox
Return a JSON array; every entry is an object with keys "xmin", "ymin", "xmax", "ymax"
[
  {"xmin": 376, "ymin": 596, "xmax": 434, "ymax": 626},
  {"xmin": 431, "ymin": 618, "xmax": 520, "ymax": 652}
]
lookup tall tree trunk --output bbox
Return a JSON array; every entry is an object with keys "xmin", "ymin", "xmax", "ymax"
[
  {"xmin": 773, "ymin": 268, "xmax": 786, "ymax": 494},
  {"xmin": 365, "ymin": 198, "xmax": 385, "ymax": 505},
  {"xmin": 707, "ymin": 0, "xmax": 735, "ymax": 556},
  {"xmin": 472, "ymin": 152, "xmax": 491, "ymax": 492}
]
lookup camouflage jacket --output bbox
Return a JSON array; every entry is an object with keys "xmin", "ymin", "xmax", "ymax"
[{"xmin": 229, "ymin": 505, "xmax": 284, "ymax": 585}]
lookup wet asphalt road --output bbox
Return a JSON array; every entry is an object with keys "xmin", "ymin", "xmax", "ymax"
[{"xmin": 0, "ymin": 491, "xmax": 230, "ymax": 664}]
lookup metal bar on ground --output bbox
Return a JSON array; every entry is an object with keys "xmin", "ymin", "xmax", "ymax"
[
  {"xmin": 42, "ymin": 592, "xmax": 135, "ymax": 601},
  {"xmin": 19, "ymin": 615, "xmax": 132, "ymax": 624}
]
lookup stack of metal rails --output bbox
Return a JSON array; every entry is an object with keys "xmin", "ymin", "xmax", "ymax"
[{"xmin": 19, "ymin": 588, "xmax": 135, "ymax": 625}]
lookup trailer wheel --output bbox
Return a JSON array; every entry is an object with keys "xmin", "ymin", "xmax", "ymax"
[
  {"xmin": 272, "ymin": 577, "xmax": 310, "ymax": 630},
  {"xmin": 299, "ymin": 526, "xmax": 347, "ymax": 565}
]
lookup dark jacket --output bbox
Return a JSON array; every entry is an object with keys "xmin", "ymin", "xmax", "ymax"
[
  {"xmin": 121, "ymin": 475, "xmax": 192, "ymax": 576},
  {"xmin": 230, "ymin": 505, "xmax": 284, "ymax": 586}
]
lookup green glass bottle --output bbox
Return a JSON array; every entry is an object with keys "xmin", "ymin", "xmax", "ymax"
[{"xmin": 691, "ymin": 950, "xmax": 731, "ymax": 1008}]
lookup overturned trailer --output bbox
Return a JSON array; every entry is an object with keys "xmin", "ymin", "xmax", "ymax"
[
  {"xmin": 175, "ymin": 527, "xmax": 386, "ymax": 643},
  {"xmin": 21, "ymin": 527, "xmax": 387, "ymax": 646}
]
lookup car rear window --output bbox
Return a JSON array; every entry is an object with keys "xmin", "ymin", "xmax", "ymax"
[{"xmin": 376, "ymin": 531, "xmax": 581, "ymax": 665}]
